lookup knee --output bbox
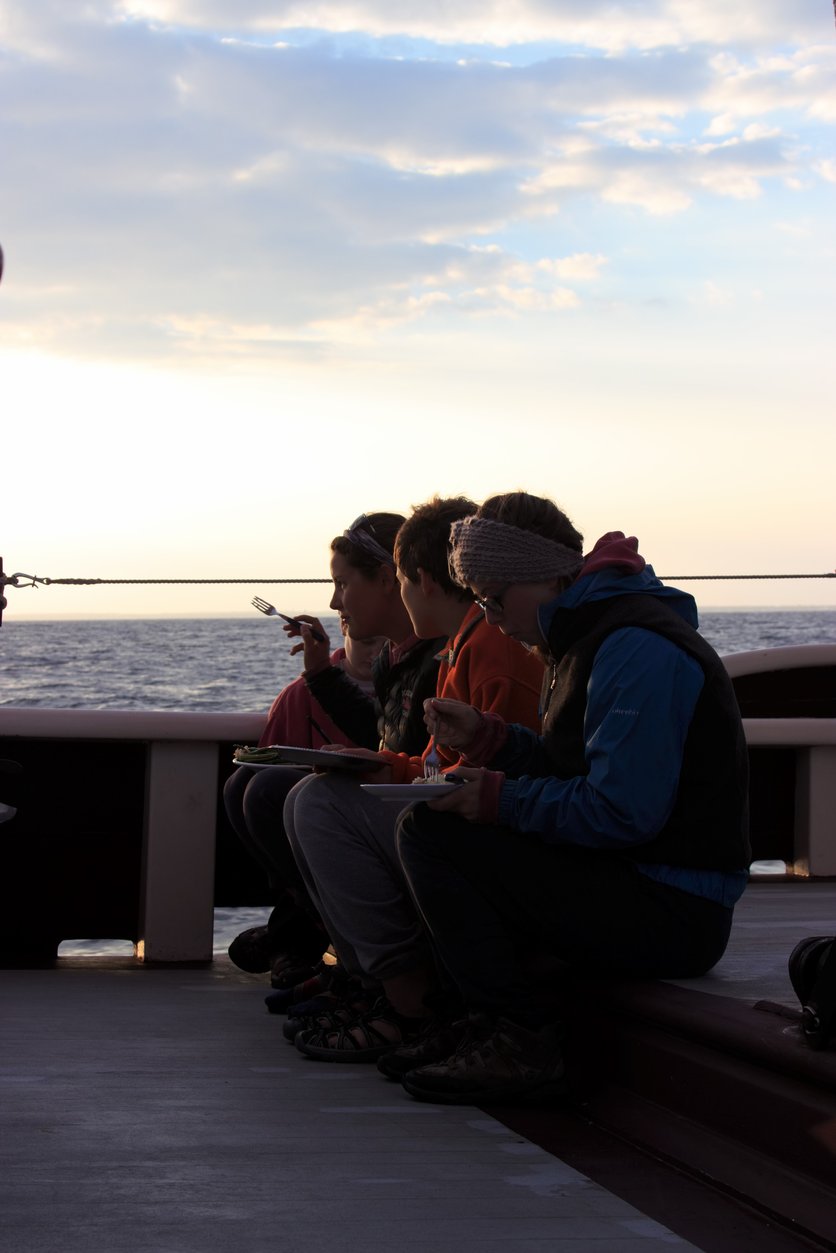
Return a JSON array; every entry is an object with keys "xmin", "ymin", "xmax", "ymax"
[
  {"xmin": 396, "ymin": 807, "xmax": 421, "ymax": 860},
  {"xmin": 222, "ymin": 766, "xmax": 250, "ymax": 821},
  {"xmin": 396, "ymin": 804, "xmax": 452, "ymax": 870},
  {"xmin": 283, "ymin": 772, "xmax": 342, "ymax": 844},
  {"xmin": 240, "ymin": 778, "xmax": 276, "ymax": 832},
  {"xmin": 245, "ymin": 767, "xmax": 300, "ymax": 817},
  {"xmin": 283, "ymin": 773, "xmax": 317, "ymax": 841}
]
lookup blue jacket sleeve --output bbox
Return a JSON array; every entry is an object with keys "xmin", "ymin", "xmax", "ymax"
[{"xmin": 497, "ymin": 627, "xmax": 705, "ymax": 848}]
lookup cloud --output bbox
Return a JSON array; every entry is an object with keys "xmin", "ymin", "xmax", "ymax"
[
  {"xmin": 113, "ymin": 0, "xmax": 829, "ymax": 53},
  {"xmin": 0, "ymin": 0, "xmax": 832, "ymax": 363},
  {"xmin": 773, "ymin": 220, "xmax": 812, "ymax": 237},
  {"xmin": 704, "ymin": 46, "xmax": 836, "ymax": 123},
  {"xmin": 698, "ymin": 279, "xmax": 733, "ymax": 306},
  {"xmin": 533, "ymin": 253, "xmax": 608, "ymax": 280}
]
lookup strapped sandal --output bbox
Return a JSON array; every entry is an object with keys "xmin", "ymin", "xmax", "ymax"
[
  {"xmin": 282, "ymin": 984, "xmax": 377, "ymax": 1042},
  {"xmin": 295, "ymin": 995, "xmax": 425, "ymax": 1063}
]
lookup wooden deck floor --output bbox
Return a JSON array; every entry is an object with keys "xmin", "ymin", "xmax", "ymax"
[
  {"xmin": 669, "ymin": 880, "xmax": 836, "ymax": 1007},
  {"xmin": 2, "ymin": 882, "xmax": 833, "ymax": 1253}
]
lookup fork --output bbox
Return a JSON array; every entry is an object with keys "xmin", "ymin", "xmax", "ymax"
[
  {"xmin": 251, "ymin": 597, "xmax": 327, "ymax": 642},
  {"xmin": 423, "ymin": 735, "xmax": 442, "ymax": 781}
]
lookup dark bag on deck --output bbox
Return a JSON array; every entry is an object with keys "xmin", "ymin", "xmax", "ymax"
[{"xmin": 788, "ymin": 936, "xmax": 836, "ymax": 1049}]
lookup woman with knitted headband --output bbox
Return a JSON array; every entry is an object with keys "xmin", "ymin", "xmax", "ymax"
[{"xmin": 388, "ymin": 490, "xmax": 750, "ymax": 1106}]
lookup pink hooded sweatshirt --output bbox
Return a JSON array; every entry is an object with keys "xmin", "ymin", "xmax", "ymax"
[{"xmin": 258, "ymin": 648, "xmax": 365, "ymax": 749}]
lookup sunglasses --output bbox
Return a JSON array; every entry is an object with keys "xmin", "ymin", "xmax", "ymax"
[{"xmin": 343, "ymin": 514, "xmax": 396, "ymax": 568}]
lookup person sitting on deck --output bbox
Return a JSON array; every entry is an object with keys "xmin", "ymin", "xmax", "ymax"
[
  {"xmin": 387, "ymin": 490, "xmax": 750, "ymax": 1105},
  {"xmin": 224, "ymin": 511, "xmax": 444, "ymax": 989},
  {"xmin": 281, "ymin": 495, "xmax": 545, "ymax": 1057},
  {"xmin": 224, "ymin": 616, "xmax": 383, "ymax": 982}
]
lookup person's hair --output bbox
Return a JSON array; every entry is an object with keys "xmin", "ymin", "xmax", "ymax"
[
  {"xmin": 394, "ymin": 495, "xmax": 477, "ymax": 601},
  {"xmin": 331, "ymin": 512, "xmax": 405, "ymax": 576},
  {"xmin": 477, "ymin": 492, "xmax": 584, "ymax": 553}
]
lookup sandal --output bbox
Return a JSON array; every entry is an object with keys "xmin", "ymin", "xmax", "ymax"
[
  {"xmin": 282, "ymin": 983, "xmax": 377, "ymax": 1042},
  {"xmin": 295, "ymin": 995, "xmax": 426, "ymax": 1063}
]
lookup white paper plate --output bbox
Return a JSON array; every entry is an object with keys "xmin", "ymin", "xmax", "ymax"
[{"xmin": 360, "ymin": 782, "xmax": 459, "ymax": 800}]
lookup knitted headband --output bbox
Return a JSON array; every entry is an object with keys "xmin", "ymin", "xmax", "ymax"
[{"xmin": 448, "ymin": 515, "xmax": 584, "ymax": 588}]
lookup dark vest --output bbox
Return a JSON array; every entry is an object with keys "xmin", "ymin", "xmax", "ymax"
[
  {"xmin": 543, "ymin": 594, "xmax": 751, "ymax": 871},
  {"xmin": 373, "ymin": 636, "xmax": 444, "ymax": 756}
]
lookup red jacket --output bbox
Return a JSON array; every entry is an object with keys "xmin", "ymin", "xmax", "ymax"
[{"xmin": 259, "ymin": 648, "xmax": 367, "ymax": 749}]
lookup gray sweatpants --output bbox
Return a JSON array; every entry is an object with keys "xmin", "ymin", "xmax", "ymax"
[{"xmin": 283, "ymin": 772, "xmax": 432, "ymax": 984}]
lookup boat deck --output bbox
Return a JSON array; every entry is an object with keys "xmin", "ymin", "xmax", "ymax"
[
  {"xmin": 668, "ymin": 879, "xmax": 834, "ymax": 1007},
  {"xmin": 3, "ymin": 883, "xmax": 834, "ymax": 1253}
]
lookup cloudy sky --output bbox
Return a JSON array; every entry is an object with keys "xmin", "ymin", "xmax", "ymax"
[{"xmin": 2, "ymin": 0, "xmax": 834, "ymax": 619}]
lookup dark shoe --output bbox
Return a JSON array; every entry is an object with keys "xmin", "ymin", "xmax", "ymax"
[
  {"xmin": 264, "ymin": 960, "xmax": 343, "ymax": 1014},
  {"xmin": 269, "ymin": 953, "xmax": 324, "ymax": 990},
  {"xmin": 401, "ymin": 1015, "xmax": 568, "ymax": 1105},
  {"xmin": 377, "ymin": 1018, "xmax": 468, "ymax": 1080},
  {"xmin": 228, "ymin": 925, "xmax": 274, "ymax": 973},
  {"xmin": 228, "ymin": 922, "xmax": 326, "ymax": 979},
  {"xmin": 266, "ymin": 988, "xmax": 334, "ymax": 1017},
  {"xmin": 295, "ymin": 995, "xmax": 425, "ymax": 1063}
]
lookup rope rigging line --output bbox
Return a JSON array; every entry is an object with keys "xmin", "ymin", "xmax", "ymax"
[
  {"xmin": 1, "ymin": 570, "xmax": 835, "ymax": 590},
  {"xmin": 656, "ymin": 573, "xmax": 836, "ymax": 581},
  {"xmin": 2, "ymin": 575, "xmax": 332, "ymax": 588}
]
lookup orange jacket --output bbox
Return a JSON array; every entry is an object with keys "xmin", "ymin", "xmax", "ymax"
[{"xmin": 382, "ymin": 604, "xmax": 544, "ymax": 785}]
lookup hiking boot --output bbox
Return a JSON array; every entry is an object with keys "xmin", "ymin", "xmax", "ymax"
[
  {"xmin": 377, "ymin": 1018, "xmax": 468, "ymax": 1080},
  {"xmin": 227, "ymin": 925, "xmax": 274, "ymax": 973},
  {"xmin": 400, "ymin": 1014, "xmax": 568, "ymax": 1105},
  {"xmin": 228, "ymin": 924, "xmax": 325, "ymax": 982}
]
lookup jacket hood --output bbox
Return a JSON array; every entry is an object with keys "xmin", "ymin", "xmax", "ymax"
[{"xmin": 538, "ymin": 530, "xmax": 699, "ymax": 637}]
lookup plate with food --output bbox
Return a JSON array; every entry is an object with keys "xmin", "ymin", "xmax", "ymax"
[
  {"xmin": 232, "ymin": 745, "xmax": 374, "ymax": 772},
  {"xmin": 360, "ymin": 780, "xmax": 462, "ymax": 801}
]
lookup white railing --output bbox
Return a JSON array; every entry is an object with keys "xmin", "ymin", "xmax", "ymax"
[
  {"xmin": 0, "ymin": 706, "xmax": 265, "ymax": 962},
  {"xmin": 722, "ymin": 644, "xmax": 836, "ymax": 878},
  {"xmin": 1, "ymin": 642, "xmax": 834, "ymax": 960}
]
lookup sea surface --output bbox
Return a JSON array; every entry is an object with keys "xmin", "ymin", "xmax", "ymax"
[
  {"xmin": 2, "ymin": 609, "xmax": 834, "ymax": 955},
  {"xmin": 2, "ymin": 609, "xmax": 835, "ymax": 713}
]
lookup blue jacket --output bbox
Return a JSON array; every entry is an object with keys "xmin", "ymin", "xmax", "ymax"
[{"xmin": 494, "ymin": 561, "xmax": 748, "ymax": 907}]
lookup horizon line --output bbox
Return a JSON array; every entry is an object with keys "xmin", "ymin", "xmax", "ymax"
[{"xmin": 5, "ymin": 605, "xmax": 836, "ymax": 624}]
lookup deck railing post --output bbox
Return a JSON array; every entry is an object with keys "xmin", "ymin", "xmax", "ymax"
[
  {"xmin": 792, "ymin": 746, "xmax": 836, "ymax": 878},
  {"xmin": 138, "ymin": 740, "xmax": 219, "ymax": 962}
]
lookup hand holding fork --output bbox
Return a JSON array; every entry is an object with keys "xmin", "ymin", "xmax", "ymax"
[
  {"xmin": 251, "ymin": 596, "xmax": 327, "ymax": 643},
  {"xmin": 423, "ymin": 735, "xmax": 442, "ymax": 781}
]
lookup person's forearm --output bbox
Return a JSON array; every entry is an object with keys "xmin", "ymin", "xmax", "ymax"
[{"xmin": 481, "ymin": 721, "xmax": 552, "ymax": 776}]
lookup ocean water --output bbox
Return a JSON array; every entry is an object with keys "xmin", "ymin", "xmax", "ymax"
[
  {"xmin": 2, "ymin": 609, "xmax": 834, "ymax": 956},
  {"xmin": 2, "ymin": 609, "xmax": 835, "ymax": 713}
]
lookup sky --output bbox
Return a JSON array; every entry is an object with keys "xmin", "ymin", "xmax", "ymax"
[{"xmin": 1, "ymin": 0, "xmax": 835, "ymax": 620}]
